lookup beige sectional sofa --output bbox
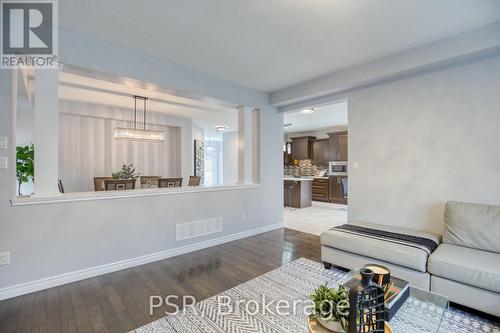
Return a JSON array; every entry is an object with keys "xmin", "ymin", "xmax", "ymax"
[
  {"xmin": 321, "ymin": 201, "xmax": 500, "ymax": 317},
  {"xmin": 429, "ymin": 201, "xmax": 500, "ymax": 317}
]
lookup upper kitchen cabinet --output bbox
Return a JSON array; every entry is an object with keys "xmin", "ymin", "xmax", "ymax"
[
  {"xmin": 328, "ymin": 131, "xmax": 348, "ymax": 161},
  {"xmin": 312, "ymin": 138, "xmax": 329, "ymax": 165},
  {"xmin": 283, "ymin": 142, "xmax": 292, "ymax": 165},
  {"xmin": 291, "ymin": 136, "xmax": 316, "ymax": 161}
]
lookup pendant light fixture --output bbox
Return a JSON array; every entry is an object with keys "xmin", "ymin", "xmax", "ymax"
[{"xmin": 113, "ymin": 95, "xmax": 165, "ymax": 142}]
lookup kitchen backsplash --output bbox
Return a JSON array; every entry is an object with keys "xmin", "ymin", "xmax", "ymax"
[{"xmin": 284, "ymin": 159, "xmax": 327, "ymax": 177}]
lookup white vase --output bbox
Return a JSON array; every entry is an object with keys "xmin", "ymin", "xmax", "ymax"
[{"xmin": 317, "ymin": 318, "xmax": 345, "ymax": 332}]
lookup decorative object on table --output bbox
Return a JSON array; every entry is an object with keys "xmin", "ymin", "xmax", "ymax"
[
  {"xmin": 308, "ymin": 318, "xmax": 393, "ymax": 333},
  {"xmin": 310, "ymin": 284, "xmax": 350, "ymax": 332},
  {"xmin": 346, "ymin": 268, "xmax": 385, "ymax": 333},
  {"xmin": 345, "ymin": 267, "xmax": 409, "ymax": 321},
  {"xmin": 363, "ymin": 264, "xmax": 391, "ymax": 287},
  {"xmin": 193, "ymin": 139, "xmax": 204, "ymax": 184},
  {"xmin": 380, "ymin": 275, "xmax": 409, "ymax": 320},
  {"xmin": 16, "ymin": 144, "xmax": 34, "ymax": 196},
  {"xmin": 113, "ymin": 95, "xmax": 165, "ymax": 142},
  {"xmin": 158, "ymin": 177, "xmax": 182, "ymax": 188},
  {"xmin": 112, "ymin": 163, "xmax": 140, "ymax": 181}
]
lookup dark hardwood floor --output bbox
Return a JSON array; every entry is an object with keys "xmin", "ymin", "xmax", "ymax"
[{"xmin": 0, "ymin": 228, "xmax": 320, "ymax": 333}]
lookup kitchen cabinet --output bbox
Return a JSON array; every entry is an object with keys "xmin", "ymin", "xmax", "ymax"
[
  {"xmin": 284, "ymin": 179, "xmax": 312, "ymax": 208},
  {"xmin": 312, "ymin": 139, "xmax": 329, "ymax": 165},
  {"xmin": 312, "ymin": 178, "xmax": 329, "ymax": 202},
  {"xmin": 329, "ymin": 175, "xmax": 348, "ymax": 204},
  {"xmin": 291, "ymin": 136, "xmax": 315, "ymax": 161},
  {"xmin": 283, "ymin": 142, "xmax": 292, "ymax": 165},
  {"xmin": 328, "ymin": 131, "xmax": 348, "ymax": 161}
]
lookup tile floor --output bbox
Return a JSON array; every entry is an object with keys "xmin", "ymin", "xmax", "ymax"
[{"xmin": 283, "ymin": 201, "xmax": 347, "ymax": 235}]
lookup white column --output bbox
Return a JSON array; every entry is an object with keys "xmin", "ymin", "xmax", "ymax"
[
  {"xmin": 237, "ymin": 106, "xmax": 253, "ymax": 184},
  {"xmin": 251, "ymin": 109, "xmax": 260, "ymax": 183},
  {"xmin": 33, "ymin": 69, "xmax": 59, "ymax": 197},
  {"xmin": 0, "ymin": 70, "xmax": 16, "ymax": 198},
  {"xmin": 180, "ymin": 119, "xmax": 192, "ymax": 185}
]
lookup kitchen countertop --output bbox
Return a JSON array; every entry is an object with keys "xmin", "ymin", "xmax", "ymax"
[
  {"xmin": 283, "ymin": 177, "xmax": 314, "ymax": 181},
  {"xmin": 284, "ymin": 176, "xmax": 330, "ymax": 180}
]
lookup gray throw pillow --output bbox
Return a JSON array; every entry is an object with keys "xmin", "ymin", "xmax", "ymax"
[{"xmin": 443, "ymin": 201, "xmax": 500, "ymax": 253}]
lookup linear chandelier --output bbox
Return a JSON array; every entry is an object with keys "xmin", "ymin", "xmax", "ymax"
[{"xmin": 113, "ymin": 95, "xmax": 165, "ymax": 142}]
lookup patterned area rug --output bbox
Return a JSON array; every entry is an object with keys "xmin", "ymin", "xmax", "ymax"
[{"xmin": 132, "ymin": 258, "xmax": 500, "ymax": 333}]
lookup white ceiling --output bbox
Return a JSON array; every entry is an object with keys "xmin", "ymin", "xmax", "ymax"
[
  {"xmin": 283, "ymin": 101, "xmax": 347, "ymax": 133},
  {"xmin": 59, "ymin": 1, "xmax": 500, "ymax": 92},
  {"xmin": 57, "ymin": 71, "xmax": 238, "ymax": 132}
]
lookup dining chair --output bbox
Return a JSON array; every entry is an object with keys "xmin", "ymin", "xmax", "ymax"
[
  {"xmin": 158, "ymin": 178, "xmax": 183, "ymax": 188},
  {"xmin": 140, "ymin": 176, "xmax": 160, "ymax": 188},
  {"xmin": 188, "ymin": 176, "xmax": 201, "ymax": 186},
  {"xmin": 93, "ymin": 177, "xmax": 113, "ymax": 191},
  {"xmin": 104, "ymin": 179, "xmax": 136, "ymax": 191}
]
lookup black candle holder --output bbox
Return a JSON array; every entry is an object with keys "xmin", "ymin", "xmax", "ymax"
[
  {"xmin": 348, "ymin": 268, "xmax": 385, "ymax": 333},
  {"xmin": 364, "ymin": 264, "xmax": 391, "ymax": 287}
]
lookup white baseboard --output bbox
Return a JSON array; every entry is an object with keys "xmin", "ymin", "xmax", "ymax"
[{"xmin": 0, "ymin": 223, "xmax": 283, "ymax": 301}]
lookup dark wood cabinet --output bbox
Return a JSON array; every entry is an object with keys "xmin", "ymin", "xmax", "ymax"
[
  {"xmin": 312, "ymin": 139, "xmax": 329, "ymax": 165},
  {"xmin": 338, "ymin": 133, "xmax": 348, "ymax": 161},
  {"xmin": 291, "ymin": 136, "xmax": 315, "ymax": 161},
  {"xmin": 328, "ymin": 131, "xmax": 348, "ymax": 161},
  {"xmin": 329, "ymin": 176, "xmax": 348, "ymax": 204},
  {"xmin": 312, "ymin": 178, "xmax": 329, "ymax": 202},
  {"xmin": 283, "ymin": 142, "xmax": 292, "ymax": 165},
  {"xmin": 284, "ymin": 180, "xmax": 312, "ymax": 208}
]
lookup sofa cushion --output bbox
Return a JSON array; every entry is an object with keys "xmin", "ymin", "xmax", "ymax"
[
  {"xmin": 428, "ymin": 244, "xmax": 500, "ymax": 293},
  {"xmin": 320, "ymin": 221, "xmax": 440, "ymax": 273},
  {"xmin": 444, "ymin": 201, "xmax": 500, "ymax": 253}
]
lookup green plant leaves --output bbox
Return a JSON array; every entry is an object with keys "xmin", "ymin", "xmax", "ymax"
[
  {"xmin": 16, "ymin": 144, "xmax": 34, "ymax": 195},
  {"xmin": 112, "ymin": 163, "xmax": 141, "ymax": 180},
  {"xmin": 310, "ymin": 284, "xmax": 350, "ymax": 331}
]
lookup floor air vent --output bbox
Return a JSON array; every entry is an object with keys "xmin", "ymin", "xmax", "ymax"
[{"xmin": 176, "ymin": 217, "xmax": 223, "ymax": 241}]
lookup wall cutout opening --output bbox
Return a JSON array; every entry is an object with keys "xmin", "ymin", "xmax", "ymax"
[{"xmin": 13, "ymin": 66, "xmax": 261, "ymax": 198}]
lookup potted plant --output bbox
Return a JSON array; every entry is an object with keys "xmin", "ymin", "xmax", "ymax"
[
  {"xmin": 310, "ymin": 284, "xmax": 350, "ymax": 332},
  {"xmin": 112, "ymin": 163, "xmax": 140, "ymax": 180},
  {"xmin": 16, "ymin": 144, "xmax": 34, "ymax": 196}
]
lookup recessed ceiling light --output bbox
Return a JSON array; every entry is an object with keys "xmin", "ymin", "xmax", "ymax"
[
  {"xmin": 300, "ymin": 108, "xmax": 315, "ymax": 115},
  {"xmin": 215, "ymin": 125, "xmax": 228, "ymax": 132}
]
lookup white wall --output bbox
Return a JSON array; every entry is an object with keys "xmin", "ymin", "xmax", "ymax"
[
  {"xmin": 59, "ymin": 100, "xmax": 183, "ymax": 192},
  {"xmin": 348, "ymin": 56, "xmax": 500, "ymax": 234},
  {"xmin": 16, "ymin": 75, "xmax": 35, "ymax": 196},
  {"xmin": 222, "ymin": 131, "xmax": 238, "ymax": 185},
  {"xmin": 0, "ymin": 31, "xmax": 283, "ymax": 296},
  {"xmin": 192, "ymin": 123, "xmax": 204, "ymax": 142}
]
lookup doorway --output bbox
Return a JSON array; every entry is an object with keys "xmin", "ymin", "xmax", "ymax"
[{"xmin": 282, "ymin": 100, "xmax": 348, "ymax": 235}]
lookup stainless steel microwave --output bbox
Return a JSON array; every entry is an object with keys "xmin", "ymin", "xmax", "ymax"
[{"xmin": 329, "ymin": 161, "xmax": 348, "ymax": 176}]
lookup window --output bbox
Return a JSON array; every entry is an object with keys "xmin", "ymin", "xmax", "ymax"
[{"xmin": 204, "ymin": 139, "xmax": 222, "ymax": 186}]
